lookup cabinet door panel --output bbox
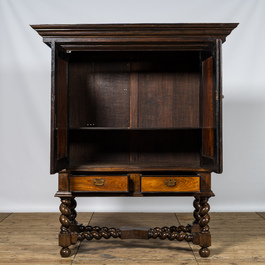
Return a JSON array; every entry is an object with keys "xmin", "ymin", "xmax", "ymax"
[
  {"xmin": 50, "ymin": 43, "xmax": 68, "ymax": 174},
  {"xmin": 214, "ymin": 39, "xmax": 223, "ymax": 173},
  {"xmin": 201, "ymin": 40, "xmax": 222, "ymax": 173},
  {"xmin": 201, "ymin": 55, "xmax": 214, "ymax": 162}
]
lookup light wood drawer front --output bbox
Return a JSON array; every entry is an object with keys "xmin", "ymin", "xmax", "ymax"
[
  {"xmin": 70, "ymin": 176, "xmax": 128, "ymax": 192},
  {"xmin": 141, "ymin": 176, "xmax": 200, "ymax": 193}
]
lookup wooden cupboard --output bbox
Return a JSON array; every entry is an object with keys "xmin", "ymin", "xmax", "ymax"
[{"xmin": 32, "ymin": 23, "xmax": 238, "ymax": 257}]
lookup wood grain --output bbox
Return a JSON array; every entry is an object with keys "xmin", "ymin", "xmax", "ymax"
[
  {"xmin": 0, "ymin": 212, "xmax": 11, "ymax": 222},
  {"xmin": 32, "ymin": 23, "xmax": 238, "ymax": 175},
  {"xmin": 58, "ymin": 172, "xmax": 70, "ymax": 192},
  {"xmin": 138, "ymin": 53, "xmax": 200, "ymax": 128},
  {"xmin": 68, "ymin": 53, "xmax": 130, "ymax": 128},
  {"xmin": 0, "ymin": 213, "xmax": 77, "ymax": 264},
  {"xmin": 130, "ymin": 61, "xmax": 139, "ymax": 128},
  {"xmin": 31, "ymin": 24, "xmax": 239, "ymax": 50},
  {"xmin": 141, "ymin": 176, "xmax": 200, "ymax": 193},
  {"xmin": 67, "ymin": 161, "xmax": 209, "ymax": 172},
  {"xmin": 70, "ymin": 175, "xmax": 128, "ymax": 192},
  {"xmin": 1, "ymin": 212, "xmax": 264, "ymax": 264},
  {"xmin": 201, "ymin": 56, "xmax": 214, "ymax": 159},
  {"xmin": 215, "ymin": 38, "xmax": 223, "ymax": 173},
  {"xmin": 178, "ymin": 212, "xmax": 265, "ymax": 263},
  {"xmin": 56, "ymin": 53, "xmax": 68, "ymax": 160},
  {"xmin": 137, "ymin": 129, "xmax": 201, "ymax": 164},
  {"xmin": 69, "ymin": 130, "xmax": 130, "ymax": 164},
  {"xmin": 50, "ymin": 43, "xmax": 69, "ymax": 174},
  {"xmin": 31, "ymin": 23, "xmax": 238, "ymax": 259}
]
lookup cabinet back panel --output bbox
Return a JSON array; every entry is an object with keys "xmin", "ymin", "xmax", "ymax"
[
  {"xmin": 68, "ymin": 52, "xmax": 200, "ymax": 129},
  {"xmin": 69, "ymin": 129, "xmax": 200, "ymax": 166},
  {"xmin": 68, "ymin": 54, "xmax": 130, "ymax": 128},
  {"xmin": 69, "ymin": 130, "xmax": 131, "ymax": 164},
  {"xmin": 137, "ymin": 130, "xmax": 200, "ymax": 164},
  {"xmin": 138, "ymin": 54, "xmax": 200, "ymax": 128}
]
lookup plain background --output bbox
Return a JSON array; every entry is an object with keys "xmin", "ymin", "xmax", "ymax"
[{"xmin": 0, "ymin": 0, "xmax": 265, "ymax": 213}]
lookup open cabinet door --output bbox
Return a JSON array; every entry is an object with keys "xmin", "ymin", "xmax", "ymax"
[
  {"xmin": 50, "ymin": 43, "xmax": 69, "ymax": 174},
  {"xmin": 201, "ymin": 39, "xmax": 223, "ymax": 173},
  {"xmin": 214, "ymin": 39, "xmax": 223, "ymax": 173}
]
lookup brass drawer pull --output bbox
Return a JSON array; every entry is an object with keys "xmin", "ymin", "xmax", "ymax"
[
  {"xmin": 165, "ymin": 179, "xmax": 177, "ymax": 187},
  {"xmin": 93, "ymin": 179, "xmax": 105, "ymax": 186}
]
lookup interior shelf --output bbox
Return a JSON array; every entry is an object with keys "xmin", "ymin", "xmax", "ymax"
[
  {"xmin": 69, "ymin": 127, "xmax": 202, "ymax": 130},
  {"xmin": 67, "ymin": 161, "xmax": 210, "ymax": 172}
]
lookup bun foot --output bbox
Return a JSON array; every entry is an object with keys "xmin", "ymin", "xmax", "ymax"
[
  {"xmin": 60, "ymin": 247, "xmax": 71, "ymax": 257},
  {"xmin": 199, "ymin": 247, "xmax": 210, "ymax": 257}
]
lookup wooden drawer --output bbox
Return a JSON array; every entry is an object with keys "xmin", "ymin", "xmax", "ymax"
[
  {"xmin": 141, "ymin": 176, "xmax": 200, "ymax": 193},
  {"xmin": 70, "ymin": 175, "xmax": 129, "ymax": 193}
]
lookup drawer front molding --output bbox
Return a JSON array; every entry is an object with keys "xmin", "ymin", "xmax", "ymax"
[
  {"xmin": 141, "ymin": 176, "xmax": 200, "ymax": 193},
  {"xmin": 70, "ymin": 175, "xmax": 129, "ymax": 192}
]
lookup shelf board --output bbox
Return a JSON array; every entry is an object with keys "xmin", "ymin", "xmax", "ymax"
[
  {"xmin": 67, "ymin": 161, "xmax": 211, "ymax": 172},
  {"xmin": 69, "ymin": 127, "xmax": 202, "ymax": 130}
]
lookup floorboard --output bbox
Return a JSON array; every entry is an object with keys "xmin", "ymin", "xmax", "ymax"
[
  {"xmin": 0, "ymin": 213, "xmax": 11, "ymax": 223},
  {"xmin": 0, "ymin": 212, "xmax": 264, "ymax": 264},
  {"xmin": 177, "ymin": 212, "xmax": 265, "ymax": 264}
]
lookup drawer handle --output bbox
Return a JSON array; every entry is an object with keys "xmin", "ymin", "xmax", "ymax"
[
  {"xmin": 165, "ymin": 179, "xmax": 177, "ymax": 187},
  {"xmin": 93, "ymin": 179, "xmax": 105, "ymax": 186}
]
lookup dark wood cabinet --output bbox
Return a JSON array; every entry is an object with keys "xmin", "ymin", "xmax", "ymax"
[{"xmin": 32, "ymin": 23, "xmax": 238, "ymax": 257}]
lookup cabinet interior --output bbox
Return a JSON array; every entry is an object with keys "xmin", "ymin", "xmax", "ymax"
[{"xmin": 60, "ymin": 51, "xmax": 216, "ymax": 170}]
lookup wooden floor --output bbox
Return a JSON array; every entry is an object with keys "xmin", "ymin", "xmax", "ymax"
[{"xmin": 1, "ymin": 212, "xmax": 265, "ymax": 264}]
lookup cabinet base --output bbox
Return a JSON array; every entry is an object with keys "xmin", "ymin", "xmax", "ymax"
[{"xmin": 58, "ymin": 196, "xmax": 212, "ymax": 258}]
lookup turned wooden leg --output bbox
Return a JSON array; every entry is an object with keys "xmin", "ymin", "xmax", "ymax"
[
  {"xmin": 198, "ymin": 196, "xmax": 211, "ymax": 257},
  {"xmin": 193, "ymin": 196, "xmax": 201, "ymax": 224},
  {"xmin": 68, "ymin": 197, "xmax": 84, "ymax": 235},
  {"xmin": 190, "ymin": 196, "xmax": 201, "ymax": 235},
  {"xmin": 59, "ymin": 198, "xmax": 72, "ymax": 257},
  {"xmin": 69, "ymin": 198, "xmax": 78, "ymax": 230}
]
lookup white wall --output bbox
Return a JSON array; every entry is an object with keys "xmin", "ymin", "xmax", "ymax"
[{"xmin": 1, "ymin": 0, "xmax": 265, "ymax": 213}]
